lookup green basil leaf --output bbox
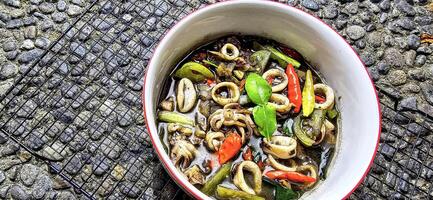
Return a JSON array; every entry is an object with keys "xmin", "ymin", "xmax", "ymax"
[
  {"xmin": 275, "ymin": 185, "xmax": 299, "ymax": 200},
  {"xmin": 245, "ymin": 73, "xmax": 272, "ymax": 105},
  {"xmin": 253, "ymin": 104, "xmax": 277, "ymax": 139}
]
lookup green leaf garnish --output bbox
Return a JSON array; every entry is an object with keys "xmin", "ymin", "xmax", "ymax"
[
  {"xmin": 275, "ymin": 185, "xmax": 300, "ymax": 200},
  {"xmin": 245, "ymin": 73, "xmax": 272, "ymax": 105},
  {"xmin": 253, "ymin": 104, "xmax": 277, "ymax": 139}
]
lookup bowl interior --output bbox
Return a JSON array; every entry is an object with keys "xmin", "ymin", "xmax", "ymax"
[{"xmin": 144, "ymin": 1, "xmax": 380, "ymax": 199}]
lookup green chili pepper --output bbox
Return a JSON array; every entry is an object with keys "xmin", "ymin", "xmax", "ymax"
[
  {"xmin": 174, "ymin": 62, "xmax": 214, "ymax": 82},
  {"xmin": 201, "ymin": 162, "xmax": 232, "ymax": 195},
  {"xmin": 215, "ymin": 185, "xmax": 265, "ymax": 200},
  {"xmin": 294, "ymin": 115, "xmax": 315, "ymax": 147},
  {"xmin": 302, "ymin": 70, "xmax": 315, "ymax": 117},
  {"xmin": 264, "ymin": 45, "xmax": 301, "ymax": 68},
  {"xmin": 157, "ymin": 111, "xmax": 194, "ymax": 126}
]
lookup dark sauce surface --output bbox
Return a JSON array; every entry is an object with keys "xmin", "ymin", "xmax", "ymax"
[{"xmin": 157, "ymin": 35, "xmax": 339, "ymax": 199}]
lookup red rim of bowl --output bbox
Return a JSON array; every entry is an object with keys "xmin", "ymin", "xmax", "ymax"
[{"xmin": 141, "ymin": 1, "xmax": 382, "ymax": 200}]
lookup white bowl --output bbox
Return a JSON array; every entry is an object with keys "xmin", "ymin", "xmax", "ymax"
[{"xmin": 142, "ymin": 1, "xmax": 381, "ymax": 199}]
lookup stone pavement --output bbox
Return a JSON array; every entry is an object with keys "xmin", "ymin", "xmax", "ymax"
[{"xmin": 0, "ymin": 0, "xmax": 432, "ymax": 199}]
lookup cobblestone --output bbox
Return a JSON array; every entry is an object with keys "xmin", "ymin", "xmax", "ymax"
[{"xmin": 0, "ymin": 0, "xmax": 432, "ymax": 199}]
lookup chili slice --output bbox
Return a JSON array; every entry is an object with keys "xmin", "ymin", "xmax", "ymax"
[
  {"xmin": 265, "ymin": 170, "xmax": 316, "ymax": 183},
  {"xmin": 315, "ymin": 95, "xmax": 326, "ymax": 103},
  {"xmin": 242, "ymin": 146, "xmax": 253, "ymax": 161},
  {"xmin": 285, "ymin": 64, "xmax": 302, "ymax": 113},
  {"xmin": 218, "ymin": 132, "xmax": 242, "ymax": 164}
]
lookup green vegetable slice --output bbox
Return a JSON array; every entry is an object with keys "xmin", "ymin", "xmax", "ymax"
[
  {"xmin": 253, "ymin": 41, "xmax": 265, "ymax": 50},
  {"xmin": 216, "ymin": 185, "xmax": 265, "ymax": 200},
  {"xmin": 174, "ymin": 62, "xmax": 214, "ymax": 82},
  {"xmin": 245, "ymin": 73, "xmax": 272, "ymax": 105},
  {"xmin": 250, "ymin": 50, "xmax": 271, "ymax": 74},
  {"xmin": 282, "ymin": 118, "xmax": 295, "ymax": 137},
  {"xmin": 294, "ymin": 115, "xmax": 315, "ymax": 146},
  {"xmin": 310, "ymin": 109, "xmax": 325, "ymax": 137},
  {"xmin": 203, "ymin": 60, "xmax": 219, "ymax": 68},
  {"xmin": 201, "ymin": 162, "xmax": 232, "ymax": 195},
  {"xmin": 253, "ymin": 104, "xmax": 277, "ymax": 139},
  {"xmin": 157, "ymin": 111, "xmax": 194, "ymax": 126},
  {"xmin": 275, "ymin": 185, "xmax": 299, "ymax": 200},
  {"xmin": 265, "ymin": 45, "xmax": 301, "ymax": 68},
  {"xmin": 327, "ymin": 109, "xmax": 338, "ymax": 119}
]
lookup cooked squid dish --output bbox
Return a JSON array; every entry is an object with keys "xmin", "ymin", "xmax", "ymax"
[{"xmin": 157, "ymin": 36, "xmax": 339, "ymax": 200}]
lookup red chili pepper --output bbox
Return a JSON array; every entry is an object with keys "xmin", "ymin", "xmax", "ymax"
[
  {"xmin": 257, "ymin": 160, "xmax": 266, "ymax": 171},
  {"xmin": 206, "ymin": 79, "xmax": 215, "ymax": 86},
  {"xmin": 218, "ymin": 133, "xmax": 242, "ymax": 164},
  {"xmin": 281, "ymin": 46, "xmax": 302, "ymax": 61},
  {"xmin": 266, "ymin": 76, "xmax": 274, "ymax": 85},
  {"xmin": 315, "ymin": 95, "xmax": 326, "ymax": 103},
  {"xmin": 286, "ymin": 64, "xmax": 302, "ymax": 113},
  {"xmin": 242, "ymin": 147, "xmax": 252, "ymax": 161},
  {"xmin": 265, "ymin": 170, "xmax": 316, "ymax": 183}
]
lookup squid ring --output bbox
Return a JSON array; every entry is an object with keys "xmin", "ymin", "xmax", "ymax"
[
  {"xmin": 221, "ymin": 43, "xmax": 240, "ymax": 60},
  {"xmin": 314, "ymin": 84, "xmax": 335, "ymax": 110},
  {"xmin": 177, "ymin": 78, "xmax": 197, "ymax": 112},
  {"xmin": 262, "ymin": 69, "xmax": 288, "ymax": 92},
  {"xmin": 170, "ymin": 140, "xmax": 197, "ymax": 169},
  {"xmin": 209, "ymin": 43, "xmax": 240, "ymax": 61},
  {"xmin": 205, "ymin": 131, "xmax": 225, "ymax": 151},
  {"xmin": 211, "ymin": 82, "xmax": 240, "ymax": 106},
  {"xmin": 296, "ymin": 165, "xmax": 318, "ymax": 188},
  {"xmin": 233, "ymin": 161, "xmax": 262, "ymax": 195},
  {"xmin": 263, "ymin": 136, "xmax": 297, "ymax": 159},
  {"xmin": 268, "ymin": 93, "xmax": 293, "ymax": 113},
  {"xmin": 267, "ymin": 155, "xmax": 297, "ymax": 172}
]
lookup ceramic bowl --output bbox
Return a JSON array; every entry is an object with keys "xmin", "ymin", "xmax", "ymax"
[{"xmin": 143, "ymin": 1, "xmax": 381, "ymax": 199}]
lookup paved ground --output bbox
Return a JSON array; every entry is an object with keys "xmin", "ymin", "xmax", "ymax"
[{"xmin": 0, "ymin": 0, "xmax": 432, "ymax": 199}]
